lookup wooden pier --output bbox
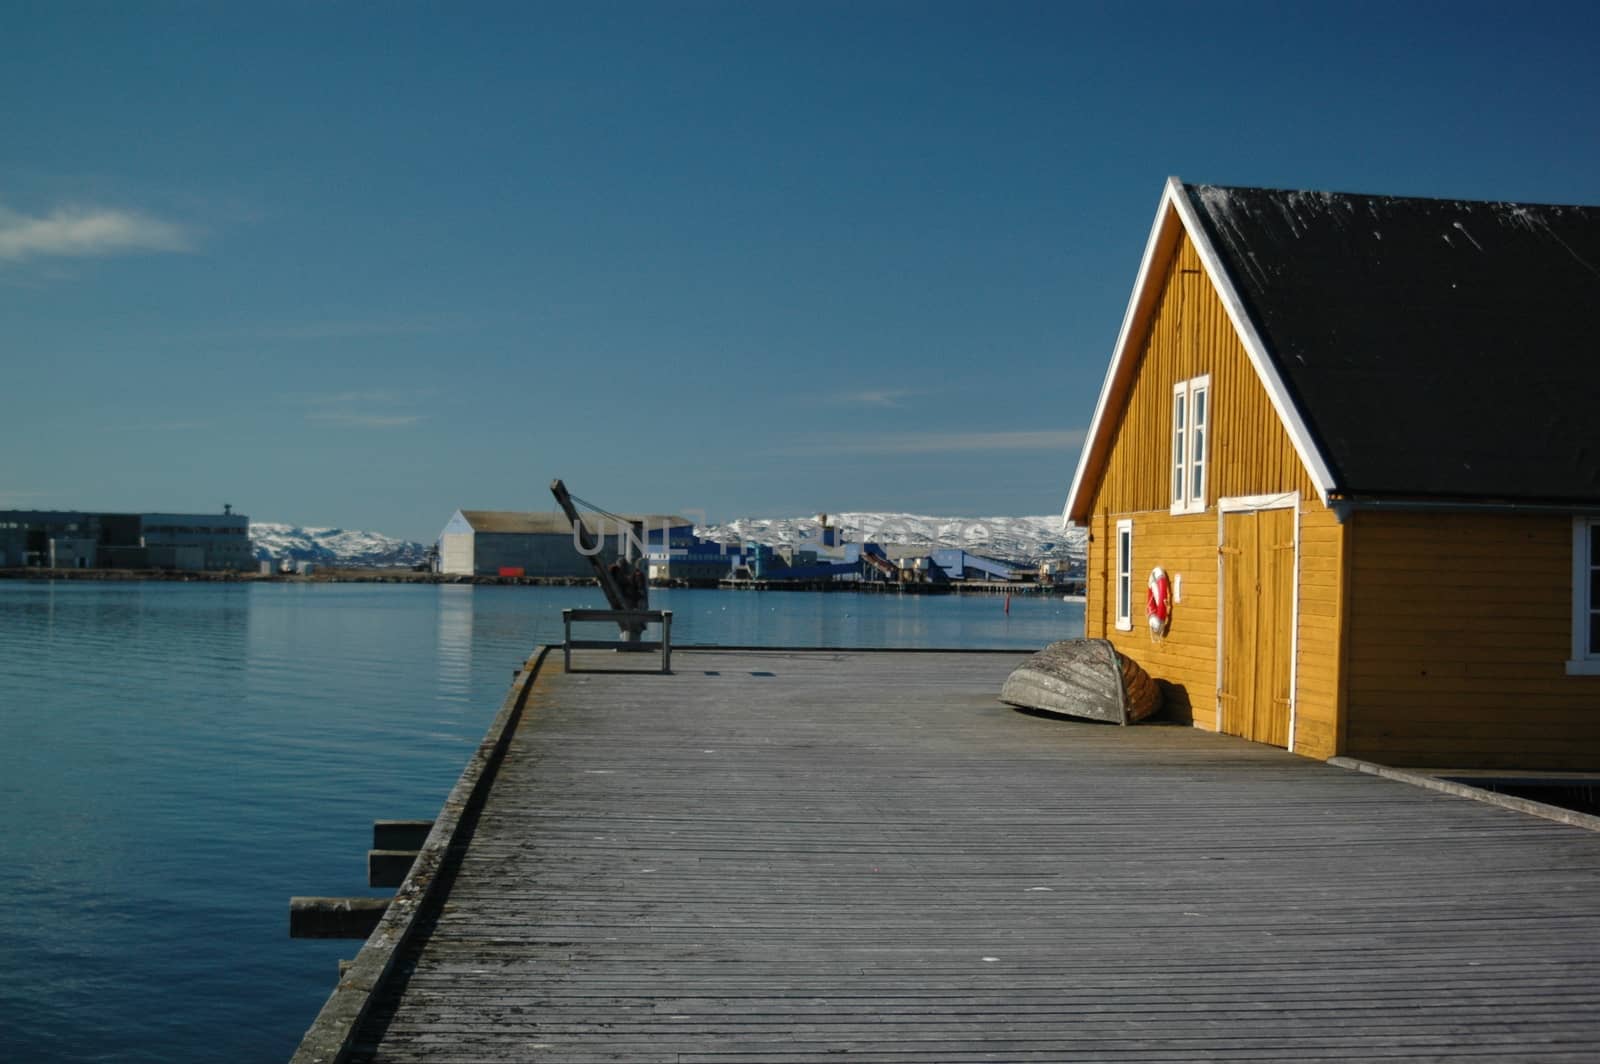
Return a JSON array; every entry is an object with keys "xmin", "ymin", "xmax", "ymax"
[{"xmin": 295, "ymin": 647, "xmax": 1600, "ymax": 1062}]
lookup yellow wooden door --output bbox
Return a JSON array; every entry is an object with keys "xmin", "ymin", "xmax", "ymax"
[
  {"xmin": 1218, "ymin": 512, "xmax": 1256, "ymax": 739},
  {"xmin": 1220, "ymin": 508, "xmax": 1294, "ymax": 747}
]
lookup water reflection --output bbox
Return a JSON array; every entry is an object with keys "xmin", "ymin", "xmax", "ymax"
[
  {"xmin": 436, "ymin": 585, "xmax": 473, "ymax": 707},
  {"xmin": 644, "ymin": 587, "xmax": 1082, "ymax": 649}
]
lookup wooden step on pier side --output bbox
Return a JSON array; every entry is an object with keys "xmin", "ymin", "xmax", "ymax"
[{"xmin": 294, "ymin": 647, "xmax": 1600, "ymax": 1062}]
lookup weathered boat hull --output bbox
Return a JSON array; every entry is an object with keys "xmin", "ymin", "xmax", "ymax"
[{"xmin": 1000, "ymin": 639, "xmax": 1163, "ymax": 725}]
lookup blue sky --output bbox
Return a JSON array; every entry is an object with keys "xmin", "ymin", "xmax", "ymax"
[{"xmin": 3, "ymin": 1, "xmax": 1597, "ymax": 541}]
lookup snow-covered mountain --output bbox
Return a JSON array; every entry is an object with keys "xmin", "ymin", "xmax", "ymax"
[
  {"xmin": 250, "ymin": 523, "xmax": 429, "ymax": 569},
  {"xmin": 248, "ymin": 512, "xmax": 1081, "ymax": 570},
  {"xmin": 696, "ymin": 513, "xmax": 1084, "ymax": 565}
]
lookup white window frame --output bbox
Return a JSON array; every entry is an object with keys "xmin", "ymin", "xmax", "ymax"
[
  {"xmin": 1115, "ymin": 518, "xmax": 1133, "ymax": 631},
  {"xmin": 1569, "ymin": 518, "xmax": 1600, "ymax": 676},
  {"xmin": 1170, "ymin": 374, "xmax": 1211, "ymax": 515}
]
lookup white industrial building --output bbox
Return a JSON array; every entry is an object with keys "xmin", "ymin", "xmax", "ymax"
[{"xmin": 437, "ymin": 510, "xmax": 692, "ymax": 577}]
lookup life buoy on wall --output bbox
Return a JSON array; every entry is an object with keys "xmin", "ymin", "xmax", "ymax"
[{"xmin": 1146, "ymin": 566, "xmax": 1172, "ymax": 640}]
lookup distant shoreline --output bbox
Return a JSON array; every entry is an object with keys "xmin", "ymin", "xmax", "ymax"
[
  {"xmin": 0, "ymin": 567, "xmax": 588, "ymax": 586},
  {"xmin": 0, "ymin": 568, "xmax": 1085, "ymax": 597}
]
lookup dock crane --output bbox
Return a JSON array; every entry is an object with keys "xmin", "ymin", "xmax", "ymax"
[{"xmin": 549, "ymin": 478, "xmax": 648, "ymax": 643}]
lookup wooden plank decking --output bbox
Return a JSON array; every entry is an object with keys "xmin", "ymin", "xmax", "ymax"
[{"xmin": 347, "ymin": 649, "xmax": 1600, "ymax": 1062}]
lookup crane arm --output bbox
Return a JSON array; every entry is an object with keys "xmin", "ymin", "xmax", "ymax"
[
  {"xmin": 550, "ymin": 473, "xmax": 656, "ymax": 647},
  {"xmin": 550, "ymin": 478, "xmax": 630, "ymax": 611}
]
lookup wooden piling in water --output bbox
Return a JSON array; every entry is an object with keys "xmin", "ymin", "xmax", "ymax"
[
  {"xmin": 365, "ymin": 850, "xmax": 417, "ymax": 889},
  {"xmin": 371, "ymin": 820, "xmax": 432, "ymax": 851},
  {"xmin": 288, "ymin": 897, "xmax": 390, "ymax": 940}
]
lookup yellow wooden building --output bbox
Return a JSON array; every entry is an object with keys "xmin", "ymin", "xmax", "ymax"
[{"xmin": 1062, "ymin": 179, "xmax": 1600, "ymax": 770}]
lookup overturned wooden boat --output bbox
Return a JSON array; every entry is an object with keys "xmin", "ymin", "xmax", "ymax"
[{"xmin": 1000, "ymin": 639, "xmax": 1163, "ymax": 725}]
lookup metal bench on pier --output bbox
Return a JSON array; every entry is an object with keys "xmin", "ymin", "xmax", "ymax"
[{"xmin": 561, "ymin": 608, "xmax": 672, "ymax": 673}]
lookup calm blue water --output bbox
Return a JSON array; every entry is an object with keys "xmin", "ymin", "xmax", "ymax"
[{"xmin": 0, "ymin": 581, "xmax": 1082, "ymax": 1062}]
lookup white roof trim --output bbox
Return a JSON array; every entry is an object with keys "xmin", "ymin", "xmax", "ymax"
[
  {"xmin": 1062, "ymin": 177, "xmax": 1336, "ymax": 526},
  {"xmin": 1061, "ymin": 181, "xmax": 1184, "ymax": 529}
]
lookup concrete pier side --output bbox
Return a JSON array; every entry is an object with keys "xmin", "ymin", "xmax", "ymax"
[{"xmin": 304, "ymin": 648, "xmax": 1600, "ymax": 1062}]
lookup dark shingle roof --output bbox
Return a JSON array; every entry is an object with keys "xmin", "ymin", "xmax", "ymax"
[{"xmin": 1183, "ymin": 183, "xmax": 1600, "ymax": 504}]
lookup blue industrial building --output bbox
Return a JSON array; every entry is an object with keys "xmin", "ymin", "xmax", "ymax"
[{"xmin": 929, "ymin": 549, "xmax": 1023, "ymax": 582}]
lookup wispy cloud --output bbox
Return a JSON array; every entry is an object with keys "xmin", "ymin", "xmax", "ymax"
[
  {"xmin": 771, "ymin": 428, "xmax": 1087, "ymax": 457},
  {"xmin": 305, "ymin": 411, "xmax": 427, "ymax": 428},
  {"xmin": 101, "ymin": 418, "xmax": 216, "ymax": 434},
  {"xmin": 0, "ymin": 203, "xmax": 193, "ymax": 263},
  {"xmin": 292, "ymin": 389, "xmax": 432, "ymax": 406},
  {"xmin": 294, "ymin": 389, "xmax": 430, "ymax": 430},
  {"xmin": 234, "ymin": 318, "xmax": 456, "ymax": 341},
  {"xmin": 831, "ymin": 388, "xmax": 919, "ymax": 408}
]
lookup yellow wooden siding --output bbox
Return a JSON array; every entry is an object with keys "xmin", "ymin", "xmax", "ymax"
[
  {"xmin": 1087, "ymin": 234, "xmax": 1318, "ymax": 519},
  {"xmin": 1344, "ymin": 512, "xmax": 1600, "ymax": 769},
  {"xmin": 1088, "ymin": 509, "xmax": 1221, "ymax": 731},
  {"xmin": 1292, "ymin": 506, "xmax": 1343, "ymax": 760},
  {"xmin": 1080, "ymin": 229, "xmax": 1344, "ymax": 758}
]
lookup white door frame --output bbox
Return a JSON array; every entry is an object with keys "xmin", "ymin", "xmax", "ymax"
[{"xmin": 1216, "ymin": 492, "xmax": 1301, "ymax": 750}]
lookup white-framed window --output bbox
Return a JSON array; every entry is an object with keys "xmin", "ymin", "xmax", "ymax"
[
  {"xmin": 1115, "ymin": 518, "xmax": 1133, "ymax": 631},
  {"xmin": 1571, "ymin": 518, "xmax": 1600, "ymax": 675},
  {"xmin": 1171, "ymin": 374, "xmax": 1210, "ymax": 514}
]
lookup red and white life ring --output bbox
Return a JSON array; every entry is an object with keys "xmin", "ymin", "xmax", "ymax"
[{"xmin": 1146, "ymin": 566, "xmax": 1172, "ymax": 637}]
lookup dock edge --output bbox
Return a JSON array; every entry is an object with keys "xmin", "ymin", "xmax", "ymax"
[
  {"xmin": 1328, "ymin": 756, "xmax": 1600, "ymax": 834},
  {"xmin": 288, "ymin": 644, "xmax": 553, "ymax": 1064}
]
